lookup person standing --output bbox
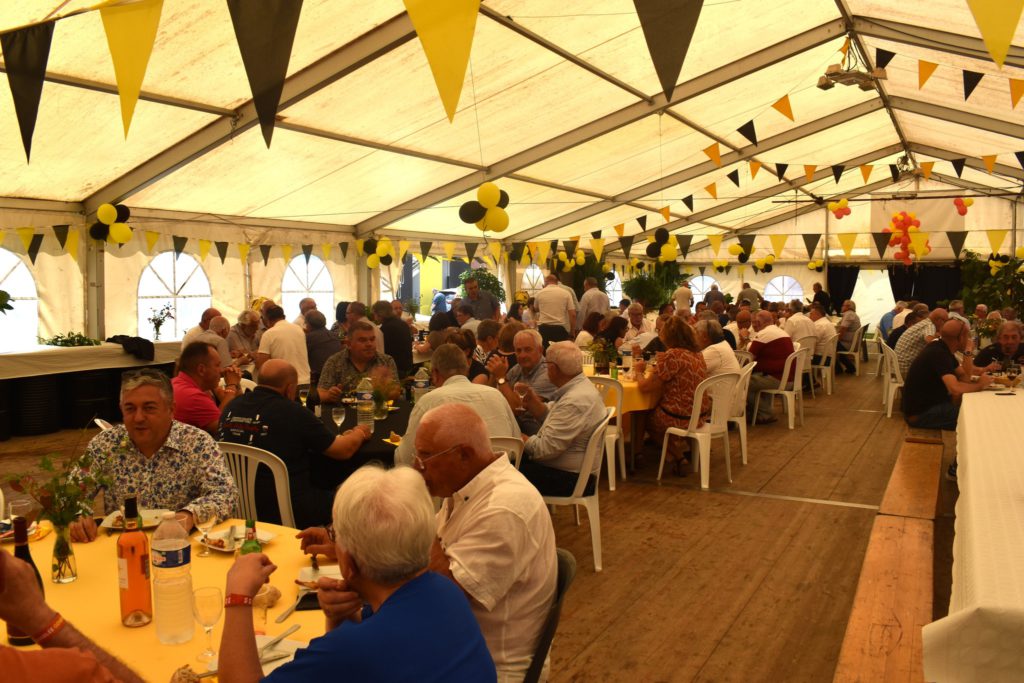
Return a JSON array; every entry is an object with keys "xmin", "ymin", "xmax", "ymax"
[
  {"xmin": 255, "ymin": 305, "xmax": 311, "ymax": 386},
  {"xmin": 533, "ymin": 274, "xmax": 576, "ymax": 346},
  {"xmin": 672, "ymin": 280, "xmax": 693, "ymax": 316},
  {"xmin": 810, "ymin": 283, "xmax": 831, "ymax": 314},
  {"xmin": 292, "ymin": 297, "xmax": 317, "ymax": 327},
  {"xmin": 737, "ymin": 282, "xmax": 762, "ymax": 310},
  {"xmin": 372, "ymin": 300, "xmax": 413, "ymax": 378},
  {"xmin": 703, "ymin": 284, "xmax": 726, "ymax": 307},
  {"xmin": 464, "ymin": 277, "xmax": 501, "ymax": 322},
  {"xmin": 578, "ymin": 277, "xmax": 610, "ymax": 326},
  {"xmin": 431, "ymin": 288, "xmax": 449, "ymax": 315}
]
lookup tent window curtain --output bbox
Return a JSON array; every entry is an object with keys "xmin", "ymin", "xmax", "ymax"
[
  {"xmin": 912, "ymin": 265, "xmax": 962, "ymax": 309},
  {"xmin": 827, "ymin": 265, "xmax": 859, "ymax": 313},
  {"xmin": 886, "ymin": 265, "xmax": 916, "ymax": 302}
]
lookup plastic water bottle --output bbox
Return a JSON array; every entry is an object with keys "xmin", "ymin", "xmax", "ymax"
[
  {"xmin": 151, "ymin": 512, "xmax": 194, "ymax": 644},
  {"xmin": 412, "ymin": 366, "xmax": 430, "ymax": 404},
  {"xmin": 356, "ymin": 376, "xmax": 374, "ymax": 429}
]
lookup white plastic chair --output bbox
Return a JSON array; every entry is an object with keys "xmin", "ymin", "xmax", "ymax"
[
  {"xmin": 873, "ymin": 335, "xmax": 887, "ymax": 375},
  {"xmin": 794, "ymin": 335, "xmax": 818, "ymax": 398},
  {"xmin": 881, "ymin": 344, "xmax": 905, "ymax": 418},
  {"xmin": 216, "ymin": 442, "xmax": 296, "ymax": 528},
  {"xmin": 734, "ymin": 350, "xmax": 754, "ymax": 366},
  {"xmin": 658, "ymin": 372, "xmax": 741, "ymax": 490},
  {"xmin": 94, "ymin": 418, "xmax": 113, "ymax": 430},
  {"xmin": 541, "ymin": 408, "xmax": 612, "ymax": 572},
  {"xmin": 754, "ymin": 348, "xmax": 810, "ymax": 430},
  {"xmin": 490, "ymin": 435, "xmax": 525, "ymax": 466},
  {"xmin": 812, "ymin": 334, "xmax": 839, "ymax": 396},
  {"xmin": 219, "ymin": 377, "xmax": 257, "ymax": 392},
  {"xmin": 727, "ymin": 363, "xmax": 758, "ymax": 465},
  {"xmin": 836, "ymin": 324, "xmax": 868, "ymax": 376},
  {"xmin": 587, "ymin": 376, "xmax": 627, "ymax": 491}
]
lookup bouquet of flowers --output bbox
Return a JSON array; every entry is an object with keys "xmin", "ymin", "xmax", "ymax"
[
  {"xmin": 588, "ymin": 337, "xmax": 618, "ymax": 366},
  {"xmin": 148, "ymin": 303, "xmax": 175, "ymax": 340},
  {"xmin": 974, "ymin": 316, "xmax": 1001, "ymax": 340},
  {"xmin": 368, "ymin": 365, "xmax": 401, "ymax": 402}
]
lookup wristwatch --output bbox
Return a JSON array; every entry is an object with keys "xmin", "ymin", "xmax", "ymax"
[{"xmin": 497, "ymin": 378, "xmax": 507, "ymax": 386}]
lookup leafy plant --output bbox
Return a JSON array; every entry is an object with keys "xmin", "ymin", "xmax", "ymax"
[
  {"xmin": 0, "ymin": 289, "xmax": 12, "ymax": 314},
  {"xmin": 621, "ymin": 263, "xmax": 687, "ymax": 311},
  {"xmin": 8, "ymin": 451, "xmax": 109, "ymax": 528},
  {"xmin": 958, "ymin": 252, "xmax": 1024, "ymax": 312},
  {"xmin": 147, "ymin": 303, "xmax": 175, "ymax": 340},
  {"xmin": 39, "ymin": 332, "xmax": 101, "ymax": 347},
  {"xmin": 587, "ymin": 336, "xmax": 618, "ymax": 365},
  {"xmin": 460, "ymin": 267, "xmax": 506, "ymax": 303}
]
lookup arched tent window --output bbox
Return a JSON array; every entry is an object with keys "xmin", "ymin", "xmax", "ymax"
[
  {"xmin": 688, "ymin": 275, "xmax": 718, "ymax": 301},
  {"xmin": 0, "ymin": 247, "xmax": 39, "ymax": 349},
  {"xmin": 283, "ymin": 254, "xmax": 335, "ymax": 320},
  {"xmin": 521, "ymin": 264, "xmax": 544, "ymax": 297},
  {"xmin": 605, "ymin": 271, "xmax": 623, "ymax": 307},
  {"xmin": 764, "ymin": 276, "xmax": 804, "ymax": 303},
  {"xmin": 137, "ymin": 252, "xmax": 212, "ymax": 340}
]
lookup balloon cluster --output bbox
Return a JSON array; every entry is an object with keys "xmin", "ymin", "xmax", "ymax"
[
  {"xmin": 953, "ymin": 197, "xmax": 974, "ymax": 216},
  {"xmin": 1016, "ymin": 246, "xmax": 1024, "ymax": 260},
  {"xmin": 363, "ymin": 236, "xmax": 396, "ymax": 269},
  {"xmin": 988, "ymin": 253, "xmax": 1011, "ymax": 276},
  {"xmin": 806, "ymin": 259, "xmax": 824, "ymax": 272},
  {"xmin": 555, "ymin": 250, "xmax": 586, "ymax": 272},
  {"xmin": 644, "ymin": 228, "xmax": 678, "ymax": 262},
  {"xmin": 884, "ymin": 210, "xmax": 928, "ymax": 266},
  {"xmin": 629, "ymin": 258, "xmax": 647, "ymax": 271},
  {"xmin": 712, "ymin": 259, "xmax": 729, "ymax": 273},
  {"xmin": 602, "ymin": 262, "xmax": 615, "ymax": 281},
  {"xmin": 88, "ymin": 203, "xmax": 132, "ymax": 244},
  {"xmin": 459, "ymin": 182, "xmax": 510, "ymax": 233},
  {"xmin": 727, "ymin": 242, "xmax": 752, "ymax": 263},
  {"xmin": 827, "ymin": 198, "xmax": 851, "ymax": 219},
  {"xmin": 754, "ymin": 254, "xmax": 776, "ymax": 273}
]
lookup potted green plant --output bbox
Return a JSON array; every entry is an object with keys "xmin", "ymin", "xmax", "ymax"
[
  {"xmin": 588, "ymin": 337, "xmax": 617, "ymax": 375},
  {"xmin": 0, "ymin": 290, "xmax": 12, "ymax": 314},
  {"xmin": 38, "ymin": 332, "xmax": 101, "ymax": 347},
  {"xmin": 147, "ymin": 303, "xmax": 175, "ymax": 341},
  {"xmin": 459, "ymin": 268, "xmax": 506, "ymax": 303}
]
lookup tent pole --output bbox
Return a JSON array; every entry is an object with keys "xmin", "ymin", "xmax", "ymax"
[
  {"xmin": 823, "ymin": 202, "xmax": 830, "ymax": 286},
  {"xmin": 243, "ymin": 251, "xmax": 252, "ymax": 312},
  {"xmin": 1012, "ymin": 199, "xmax": 1018, "ymax": 256},
  {"xmin": 86, "ymin": 237, "xmax": 105, "ymax": 340}
]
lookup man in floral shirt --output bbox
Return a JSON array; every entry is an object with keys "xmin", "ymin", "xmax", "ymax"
[
  {"xmin": 69, "ymin": 369, "xmax": 236, "ymax": 543},
  {"xmin": 316, "ymin": 321, "xmax": 398, "ymax": 403}
]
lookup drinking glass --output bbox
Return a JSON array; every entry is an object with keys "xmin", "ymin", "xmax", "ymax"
[
  {"xmin": 194, "ymin": 509, "xmax": 219, "ymax": 557},
  {"xmin": 513, "ymin": 382, "xmax": 529, "ymax": 411},
  {"xmin": 7, "ymin": 499, "xmax": 33, "ymax": 523},
  {"xmin": 298, "ymin": 387, "xmax": 309, "ymax": 406},
  {"xmin": 192, "ymin": 587, "xmax": 223, "ymax": 662},
  {"xmin": 332, "ymin": 406, "xmax": 346, "ymax": 429}
]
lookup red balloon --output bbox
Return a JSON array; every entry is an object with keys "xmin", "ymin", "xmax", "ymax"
[
  {"xmin": 912, "ymin": 219, "xmax": 920, "ymax": 227},
  {"xmin": 957, "ymin": 207, "xmax": 967, "ymax": 216}
]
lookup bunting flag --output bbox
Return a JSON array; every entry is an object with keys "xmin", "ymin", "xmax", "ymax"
[
  {"xmin": 418, "ymin": 241, "xmax": 431, "ymax": 261},
  {"xmin": 682, "ymin": 195, "xmax": 694, "ymax": 211},
  {"xmin": 839, "ymin": 37, "xmax": 851, "ymax": 58},
  {"xmin": 1, "ymin": 22, "xmax": 55, "ymax": 161},
  {"xmin": 698, "ymin": 265, "xmax": 706, "ymax": 276},
  {"xmin": 619, "ymin": 235, "xmax": 635, "ymax": 260},
  {"xmin": 707, "ymin": 233, "xmax": 723, "ymax": 256},
  {"xmin": 226, "ymin": 0, "xmax": 304, "ymax": 147},
  {"xmin": 831, "ymin": 165, "xmax": 845, "ymax": 183},
  {"xmin": 987, "ymin": 229, "xmax": 1008, "ymax": 254},
  {"xmin": 963, "ymin": 70, "xmax": 984, "ymax": 100},
  {"xmin": 172, "ymin": 235, "xmax": 188, "ymax": 258},
  {"xmin": 737, "ymin": 120, "xmax": 757, "ymax": 146},
  {"xmin": 633, "ymin": 0, "xmax": 705, "ymax": 100},
  {"xmin": 100, "ymin": 0, "xmax": 164, "ymax": 137},
  {"xmin": 769, "ymin": 233, "xmax": 788, "ymax": 256},
  {"xmin": 16, "ymin": 228, "xmax": 34, "ymax": 253},
  {"xmin": 590, "ymin": 230, "xmax": 601, "ymax": 239},
  {"xmin": 301, "ymin": 244, "xmax": 312, "ymax": 263},
  {"xmin": 775, "ymin": 163, "xmax": 789, "ymax": 181},
  {"xmin": 509, "ymin": 242, "xmax": 525, "ymax": 262},
  {"xmin": 909, "ymin": 231, "xmax": 929, "ymax": 258},
  {"xmin": 52, "ymin": 224, "xmax": 69, "ymax": 249},
  {"xmin": 259, "ymin": 244, "xmax": 272, "ymax": 265},
  {"xmin": 340, "ymin": 241, "xmax": 350, "ymax": 259},
  {"xmin": 801, "ymin": 233, "xmax": 820, "ymax": 259},
  {"xmin": 876, "ymin": 48, "xmax": 896, "ymax": 69},
  {"xmin": 859, "ymin": 164, "xmax": 872, "ymax": 183},
  {"xmin": 238, "ymin": 243, "xmax": 250, "ymax": 263},
  {"xmin": 321, "ymin": 243, "xmax": 332, "ymax": 261},
  {"xmin": 465, "ymin": 242, "xmax": 478, "ymax": 261},
  {"xmin": 488, "ymin": 240, "xmax": 503, "ymax": 265},
  {"xmin": 548, "ymin": 239, "xmax": 558, "ymax": 259},
  {"xmin": 951, "ymin": 158, "xmax": 966, "ymax": 177},
  {"xmin": 636, "ymin": 216, "xmax": 647, "ymax": 230},
  {"xmin": 519, "ymin": 245, "xmax": 532, "ymax": 266},
  {"xmin": 281, "ymin": 244, "xmax": 292, "ymax": 262},
  {"xmin": 535, "ymin": 240, "xmax": 551, "ymax": 265},
  {"xmin": 735, "ymin": 264, "xmax": 745, "ymax": 278},
  {"xmin": 704, "ymin": 182, "xmax": 717, "ymax": 199},
  {"xmin": 737, "ymin": 234, "xmax": 756, "ymax": 254},
  {"xmin": 442, "ymin": 242, "xmax": 456, "ymax": 260},
  {"xmin": 966, "ymin": 0, "xmax": 1024, "ymax": 68},
  {"xmin": 726, "ymin": 169, "xmax": 740, "ymax": 187},
  {"xmin": 613, "ymin": 223, "xmax": 625, "ymax": 237},
  {"xmin": 404, "ymin": 0, "xmax": 480, "ymax": 121},
  {"xmin": 982, "ymin": 154, "xmax": 997, "ymax": 173},
  {"xmin": 198, "ymin": 239, "xmax": 211, "ymax": 261},
  {"xmin": 659, "ymin": 206, "xmax": 671, "ymax": 222},
  {"xmin": 398, "ymin": 240, "xmax": 410, "ymax": 264},
  {"xmin": 1017, "ymin": 151, "xmax": 1024, "ymax": 169},
  {"xmin": 217, "ymin": 241, "xmax": 230, "ymax": 264},
  {"xmin": 946, "ymin": 231, "xmax": 968, "ymax": 258},
  {"xmin": 65, "ymin": 227, "xmax": 79, "ymax": 265},
  {"xmin": 590, "ymin": 237, "xmax": 605, "ymax": 261},
  {"xmin": 749, "ymin": 161, "xmax": 762, "ymax": 179},
  {"xmin": 676, "ymin": 234, "xmax": 692, "ymax": 257},
  {"xmin": 772, "ymin": 94, "xmax": 794, "ymax": 121},
  {"xmin": 26, "ymin": 234, "xmax": 44, "ymax": 264},
  {"xmin": 918, "ymin": 60, "xmax": 938, "ymax": 88},
  {"xmin": 837, "ymin": 233, "xmax": 857, "ymax": 258},
  {"xmin": 355, "ymin": 239, "xmax": 363, "ymax": 256},
  {"xmin": 703, "ymin": 142, "xmax": 722, "ymax": 166},
  {"xmin": 871, "ymin": 231, "xmax": 891, "ymax": 258},
  {"xmin": 889, "ymin": 164, "xmax": 900, "ymax": 182},
  {"xmin": 1011, "ymin": 79, "xmax": 1024, "ymax": 108},
  {"xmin": 803, "ymin": 165, "xmax": 816, "ymax": 183},
  {"xmin": 919, "ymin": 161, "xmax": 934, "ymax": 180}
]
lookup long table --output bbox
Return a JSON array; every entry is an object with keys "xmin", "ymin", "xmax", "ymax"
[
  {"xmin": 23, "ymin": 519, "xmax": 324, "ymax": 681},
  {"xmin": 0, "ymin": 341, "xmax": 180, "ymax": 380},
  {"xmin": 922, "ymin": 391, "xmax": 1024, "ymax": 682}
]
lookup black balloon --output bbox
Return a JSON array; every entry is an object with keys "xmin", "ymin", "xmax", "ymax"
[
  {"xmin": 815, "ymin": 266, "xmax": 824, "ymax": 272},
  {"xmin": 645, "ymin": 242, "xmax": 660, "ymax": 258},
  {"xmin": 716, "ymin": 266, "xmax": 725, "ymax": 272},
  {"xmin": 654, "ymin": 227, "xmax": 669, "ymax": 245},
  {"xmin": 364, "ymin": 238, "xmax": 378, "ymax": 255},
  {"xmin": 115, "ymin": 204, "xmax": 131, "ymax": 222},
  {"xmin": 380, "ymin": 254, "xmax": 393, "ymax": 266},
  {"xmin": 88, "ymin": 222, "xmax": 109, "ymax": 240},
  {"xmin": 605, "ymin": 271, "xmax": 614, "ymax": 281},
  {"xmin": 764, "ymin": 264, "xmax": 773, "ymax": 273},
  {"xmin": 738, "ymin": 252, "xmax": 749, "ymax": 263},
  {"xmin": 459, "ymin": 201, "xmax": 487, "ymax": 223},
  {"xmin": 1001, "ymin": 254, "xmax": 1011, "ymax": 263},
  {"xmin": 497, "ymin": 190, "xmax": 510, "ymax": 209}
]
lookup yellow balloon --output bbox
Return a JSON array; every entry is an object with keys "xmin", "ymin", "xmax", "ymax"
[
  {"xmin": 108, "ymin": 222, "xmax": 132, "ymax": 244},
  {"xmin": 376, "ymin": 239, "xmax": 391, "ymax": 257},
  {"xmin": 602, "ymin": 263, "xmax": 611, "ymax": 272},
  {"xmin": 575, "ymin": 253, "xmax": 585, "ymax": 266},
  {"xmin": 477, "ymin": 182, "xmax": 501, "ymax": 209},
  {"xmin": 367, "ymin": 254, "xmax": 380, "ymax": 269},
  {"xmin": 483, "ymin": 207, "xmax": 509, "ymax": 233},
  {"xmin": 97, "ymin": 203, "xmax": 118, "ymax": 225},
  {"xmin": 660, "ymin": 243, "xmax": 676, "ymax": 261},
  {"xmin": 728, "ymin": 243, "xmax": 743, "ymax": 255}
]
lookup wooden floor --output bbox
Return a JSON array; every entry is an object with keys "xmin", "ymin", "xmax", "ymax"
[{"xmin": 1, "ymin": 360, "xmax": 931, "ymax": 682}]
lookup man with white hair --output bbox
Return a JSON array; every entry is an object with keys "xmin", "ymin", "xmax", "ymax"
[
  {"xmin": 487, "ymin": 329, "xmax": 557, "ymax": 435},
  {"xmin": 672, "ymin": 280, "xmax": 693, "ymax": 316},
  {"xmin": 533, "ymin": 273, "xmax": 576, "ymax": 345},
  {"xmin": 623, "ymin": 302, "xmax": 653, "ymax": 342},
  {"xmin": 219, "ymin": 465, "xmax": 496, "ymax": 682},
  {"xmin": 781, "ymin": 300, "xmax": 815, "ymax": 342},
  {"xmin": 578, "ymin": 276, "xmax": 610, "ymax": 325},
  {"xmin": 835, "ymin": 299, "xmax": 862, "ymax": 374},
  {"xmin": 227, "ymin": 310, "xmax": 260, "ymax": 360},
  {"xmin": 292, "ymin": 297, "xmax": 317, "ymax": 326},
  {"xmin": 517, "ymin": 341, "xmax": 607, "ymax": 496},
  {"xmin": 193, "ymin": 314, "xmax": 233, "ymax": 366},
  {"xmin": 695, "ymin": 319, "xmax": 741, "ymax": 377}
]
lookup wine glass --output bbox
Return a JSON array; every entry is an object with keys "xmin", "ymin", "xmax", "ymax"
[
  {"xmin": 194, "ymin": 509, "xmax": 219, "ymax": 557},
  {"xmin": 193, "ymin": 587, "xmax": 223, "ymax": 662},
  {"xmin": 299, "ymin": 387, "xmax": 309, "ymax": 406},
  {"xmin": 7, "ymin": 499, "xmax": 33, "ymax": 523},
  {"xmin": 332, "ymin": 406, "xmax": 346, "ymax": 429},
  {"xmin": 513, "ymin": 382, "xmax": 529, "ymax": 410},
  {"xmin": 1008, "ymin": 363, "xmax": 1020, "ymax": 385}
]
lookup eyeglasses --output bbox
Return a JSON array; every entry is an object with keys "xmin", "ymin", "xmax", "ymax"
[
  {"xmin": 412, "ymin": 443, "xmax": 461, "ymax": 469},
  {"xmin": 121, "ymin": 368, "xmax": 168, "ymax": 381}
]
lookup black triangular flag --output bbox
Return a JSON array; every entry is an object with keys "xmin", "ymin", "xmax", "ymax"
[
  {"xmin": 802, "ymin": 233, "xmax": 820, "ymax": 259},
  {"xmin": 591, "ymin": 230, "xmax": 601, "ymax": 239},
  {"xmin": 737, "ymin": 120, "xmax": 757, "ymax": 146},
  {"xmin": 871, "ymin": 231, "xmax": 891, "ymax": 258},
  {"xmin": 636, "ymin": 215, "xmax": 647, "ymax": 230},
  {"xmin": 633, "ymin": 0, "xmax": 705, "ymax": 100},
  {"xmin": 946, "ymin": 231, "xmax": 968, "ymax": 258},
  {"xmin": 619, "ymin": 235, "xmax": 635, "ymax": 260},
  {"xmin": 465, "ymin": 242, "xmax": 478, "ymax": 261},
  {"xmin": 676, "ymin": 234, "xmax": 692, "ymax": 257},
  {"xmin": 831, "ymin": 165, "xmax": 845, "ymax": 183},
  {"xmin": 1016, "ymin": 151, "xmax": 1024, "ymax": 170},
  {"xmin": 215, "ymin": 241, "xmax": 229, "ymax": 264},
  {"xmin": 724, "ymin": 265, "xmax": 732, "ymax": 275},
  {"xmin": 737, "ymin": 234, "xmax": 756, "ymax": 254},
  {"xmin": 698, "ymin": 265, "xmax": 706, "ymax": 276},
  {"xmin": 951, "ymin": 158, "xmax": 966, "ymax": 177},
  {"xmin": 419, "ymin": 242, "xmax": 431, "ymax": 261},
  {"xmin": 1, "ymin": 22, "xmax": 55, "ymax": 162},
  {"xmin": 259, "ymin": 244, "xmax": 271, "ymax": 265},
  {"xmin": 301, "ymin": 244, "xmax": 312, "ymax": 263},
  {"xmin": 727, "ymin": 169, "xmax": 740, "ymax": 187},
  {"xmin": 26, "ymin": 234, "xmax": 44, "ymax": 264},
  {"xmin": 226, "ymin": 0, "xmax": 304, "ymax": 148},
  {"xmin": 562, "ymin": 240, "xmax": 578, "ymax": 258},
  {"xmin": 509, "ymin": 243, "xmax": 525, "ymax": 262},
  {"xmin": 52, "ymin": 224, "xmax": 69, "ymax": 249},
  {"xmin": 682, "ymin": 195, "xmax": 694, "ymax": 211},
  {"xmin": 963, "ymin": 70, "xmax": 984, "ymax": 100},
  {"xmin": 775, "ymin": 163, "xmax": 789, "ymax": 181},
  {"xmin": 549, "ymin": 240, "xmax": 558, "ymax": 262},
  {"xmin": 340, "ymin": 242, "xmax": 350, "ymax": 259},
  {"xmin": 173, "ymin": 235, "xmax": 188, "ymax": 258},
  {"xmin": 889, "ymin": 164, "xmax": 900, "ymax": 182},
  {"xmin": 876, "ymin": 48, "xmax": 895, "ymax": 69}
]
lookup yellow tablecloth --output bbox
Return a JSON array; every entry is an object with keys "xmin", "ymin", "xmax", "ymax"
[
  {"xmin": 23, "ymin": 519, "xmax": 324, "ymax": 682},
  {"xmin": 583, "ymin": 367, "xmax": 657, "ymax": 414}
]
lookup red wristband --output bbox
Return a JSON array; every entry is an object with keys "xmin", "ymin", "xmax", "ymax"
[
  {"xmin": 32, "ymin": 613, "xmax": 66, "ymax": 646},
  {"xmin": 224, "ymin": 593, "xmax": 254, "ymax": 608}
]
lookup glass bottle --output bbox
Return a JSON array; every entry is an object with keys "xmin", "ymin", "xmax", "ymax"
[
  {"xmin": 6, "ymin": 517, "xmax": 42, "ymax": 646},
  {"xmin": 118, "ymin": 496, "xmax": 153, "ymax": 627},
  {"xmin": 239, "ymin": 518, "xmax": 262, "ymax": 555}
]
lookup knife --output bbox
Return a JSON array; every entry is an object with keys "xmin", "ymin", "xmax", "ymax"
[
  {"xmin": 259, "ymin": 624, "xmax": 300, "ymax": 657},
  {"xmin": 198, "ymin": 650, "xmax": 292, "ymax": 678}
]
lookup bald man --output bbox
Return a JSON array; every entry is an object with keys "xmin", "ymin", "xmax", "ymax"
[
  {"xmin": 725, "ymin": 309, "xmax": 753, "ymax": 350},
  {"xmin": 182, "ymin": 307, "xmax": 221, "ymax": 348},
  {"xmin": 746, "ymin": 310, "xmax": 795, "ymax": 424},
  {"xmin": 219, "ymin": 360, "xmax": 370, "ymax": 528}
]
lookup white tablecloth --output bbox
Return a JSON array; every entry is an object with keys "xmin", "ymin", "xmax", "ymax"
[
  {"xmin": 0, "ymin": 341, "xmax": 180, "ymax": 379},
  {"xmin": 922, "ymin": 391, "xmax": 1024, "ymax": 682}
]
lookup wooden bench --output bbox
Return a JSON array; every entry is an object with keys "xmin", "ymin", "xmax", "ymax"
[{"xmin": 833, "ymin": 429, "xmax": 944, "ymax": 683}]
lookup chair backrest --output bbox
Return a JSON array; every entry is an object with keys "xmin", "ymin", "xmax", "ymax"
[
  {"xmin": 734, "ymin": 350, "xmax": 754, "ymax": 366},
  {"xmin": 794, "ymin": 336, "xmax": 817, "ymax": 358},
  {"xmin": 523, "ymin": 548, "xmax": 578, "ymax": 683},
  {"xmin": 777, "ymin": 347, "xmax": 810, "ymax": 391},
  {"xmin": 239, "ymin": 378, "xmax": 257, "ymax": 392},
  {"xmin": 567, "ymin": 408, "xmax": 613, "ymax": 499},
  {"xmin": 848, "ymin": 323, "xmax": 868, "ymax": 352},
  {"xmin": 216, "ymin": 442, "xmax": 296, "ymax": 528},
  {"xmin": 490, "ymin": 435, "xmax": 525, "ymax": 467},
  {"xmin": 689, "ymin": 372, "xmax": 740, "ymax": 429},
  {"xmin": 588, "ymin": 376, "xmax": 623, "ymax": 426},
  {"xmin": 94, "ymin": 418, "xmax": 114, "ymax": 430},
  {"xmin": 732, "ymin": 362, "xmax": 758, "ymax": 417},
  {"xmin": 881, "ymin": 343, "xmax": 904, "ymax": 384}
]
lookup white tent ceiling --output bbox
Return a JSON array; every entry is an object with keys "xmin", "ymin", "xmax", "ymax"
[{"xmin": 1, "ymin": 0, "xmax": 1023, "ymax": 251}]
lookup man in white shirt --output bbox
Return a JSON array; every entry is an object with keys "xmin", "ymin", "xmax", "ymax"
[
  {"xmin": 533, "ymin": 274, "xmax": 576, "ymax": 346},
  {"xmin": 623, "ymin": 303, "xmax": 654, "ymax": 342},
  {"xmin": 578, "ymin": 277, "xmax": 610, "ymax": 326},
  {"xmin": 672, "ymin": 281, "xmax": 693, "ymax": 316},
  {"xmin": 782, "ymin": 300, "xmax": 816, "ymax": 343},
  {"xmin": 292, "ymin": 297, "xmax": 317, "ymax": 326},
  {"xmin": 181, "ymin": 307, "xmax": 221, "ymax": 348},
  {"xmin": 194, "ymin": 315, "xmax": 233, "ymax": 367},
  {"xmin": 695, "ymin": 319, "xmax": 741, "ymax": 377},
  {"xmin": 808, "ymin": 304, "xmax": 836, "ymax": 362},
  {"xmin": 254, "ymin": 305, "xmax": 311, "ymax": 385},
  {"xmin": 395, "ymin": 344, "xmax": 520, "ymax": 466}
]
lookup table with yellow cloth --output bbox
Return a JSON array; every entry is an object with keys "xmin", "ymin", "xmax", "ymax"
[
  {"xmin": 22, "ymin": 519, "xmax": 325, "ymax": 682},
  {"xmin": 583, "ymin": 367, "xmax": 658, "ymax": 462}
]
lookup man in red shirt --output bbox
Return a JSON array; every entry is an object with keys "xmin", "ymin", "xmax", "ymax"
[
  {"xmin": 172, "ymin": 341, "xmax": 241, "ymax": 434},
  {"xmin": 745, "ymin": 310, "xmax": 795, "ymax": 424}
]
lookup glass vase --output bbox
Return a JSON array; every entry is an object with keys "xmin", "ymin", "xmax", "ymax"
[
  {"xmin": 594, "ymin": 361, "xmax": 610, "ymax": 375},
  {"xmin": 51, "ymin": 524, "xmax": 77, "ymax": 584},
  {"xmin": 373, "ymin": 397, "xmax": 389, "ymax": 420}
]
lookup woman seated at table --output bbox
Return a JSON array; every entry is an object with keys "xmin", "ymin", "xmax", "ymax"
[
  {"xmin": 217, "ymin": 466, "xmax": 496, "ymax": 682},
  {"xmin": 442, "ymin": 328, "xmax": 489, "ymax": 383},
  {"xmin": 633, "ymin": 316, "xmax": 709, "ymax": 474},
  {"xmin": 330, "ymin": 301, "xmax": 349, "ymax": 340},
  {"xmin": 575, "ymin": 312, "xmax": 604, "ymax": 348},
  {"xmin": 412, "ymin": 313, "xmax": 455, "ymax": 356},
  {"xmin": 596, "ymin": 315, "xmax": 629, "ymax": 350}
]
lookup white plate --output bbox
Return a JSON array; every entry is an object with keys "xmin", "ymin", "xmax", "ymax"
[
  {"xmin": 298, "ymin": 564, "xmax": 343, "ymax": 584},
  {"xmin": 208, "ymin": 635, "xmax": 305, "ymax": 675},
  {"xmin": 100, "ymin": 508, "xmax": 171, "ymax": 529},
  {"xmin": 0, "ymin": 520, "xmax": 39, "ymax": 542},
  {"xmin": 199, "ymin": 527, "xmax": 276, "ymax": 552}
]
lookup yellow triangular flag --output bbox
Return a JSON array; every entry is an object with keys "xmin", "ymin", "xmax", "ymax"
[
  {"xmin": 769, "ymin": 233, "xmax": 788, "ymax": 256},
  {"xmin": 281, "ymin": 245, "xmax": 292, "ymax": 262},
  {"xmin": 707, "ymin": 234, "xmax": 723, "ymax": 256},
  {"xmin": 536, "ymin": 241, "xmax": 551, "ymax": 265},
  {"xmin": 703, "ymin": 143, "xmax": 721, "ymax": 167},
  {"xmin": 321, "ymin": 243, "xmax": 332, "ymax": 261},
  {"xmin": 659, "ymin": 206, "xmax": 671, "ymax": 222},
  {"xmin": 398, "ymin": 240, "xmax": 410, "ymax": 264},
  {"xmin": 16, "ymin": 227, "xmax": 34, "ymax": 252},
  {"xmin": 66, "ymin": 227, "xmax": 80, "ymax": 265},
  {"xmin": 771, "ymin": 94, "xmax": 794, "ymax": 121},
  {"xmin": 736, "ymin": 264, "xmax": 746, "ymax": 278},
  {"xmin": 837, "ymin": 233, "xmax": 858, "ymax": 258},
  {"xmin": 590, "ymin": 237, "xmax": 605, "ymax": 261},
  {"xmin": 749, "ymin": 160, "xmax": 762, "ymax": 179},
  {"xmin": 803, "ymin": 165, "xmax": 817, "ymax": 183},
  {"xmin": 100, "ymin": 0, "xmax": 164, "ymax": 137},
  {"xmin": 354, "ymin": 239, "xmax": 364, "ymax": 257},
  {"xmin": 704, "ymin": 182, "xmax": 717, "ymax": 199},
  {"xmin": 520, "ymin": 246, "xmax": 532, "ymax": 266},
  {"xmin": 909, "ymin": 231, "xmax": 929, "ymax": 258},
  {"xmin": 403, "ymin": 0, "xmax": 480, "ymax": 122},
  {"xmin": 919, "ymin": 60, "xmax": 938, "ymax": 88},
  {"xmin": 442, "ymin": 242, "xmax": 456, "ymax": 260},
  {"xmin": 988, "ymin": 229, "xmax": 1008, "ymax": 254},
  {"xmin": 859, "ymin": 165, "xmax": 872, "ymax": 183},
  {"xmin": 1010, "ymin": 78, "xmax": 1024, "ymax": 108},
  {"xmin": 966, "ymin": 0, "xmax": 1024, "ymax": 68},
  {"xmin": 919, "ymin": 161, "xmax": 934, "ymax": 180},
  {"xmin": 613, "ymin": 224, "xmax": 625, "ymax": 237},
  {"xmin": 982, "ymin": 154, "xmax": 998, "ymax": 173},
  {"xmin": 238, "ymin": 243, "xmax": 250, "ymax": 263},
  {"xmin": 488, "ymin": 241, "xmax": 502, "ymax": 264},
  {"xmin": 143, "ymin": 230, "xmax": 160, "ymax": 254},
  {"xmin": 839, "ymin": 37, "xmax": 851, "ymax": 57},
  {"xmin": 198, "ymin": 239, "xmax": 211, "ymax": 261}
]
